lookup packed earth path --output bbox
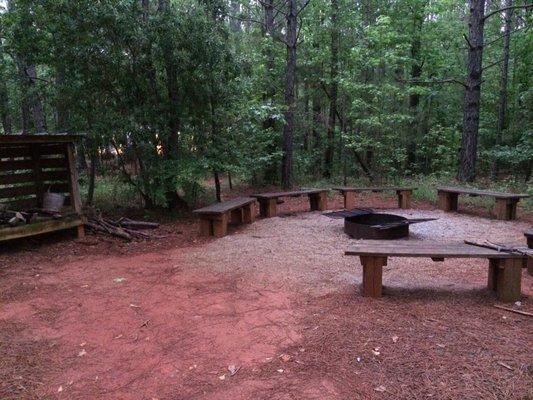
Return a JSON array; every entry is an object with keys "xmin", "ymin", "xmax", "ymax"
[{"xmin": 1, "ymin": 193, "xmax": 532, "ymax": 400}]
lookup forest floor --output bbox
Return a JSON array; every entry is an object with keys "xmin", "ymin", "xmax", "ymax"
[{"xmin": 1, "ymin": 189, "xmax": 532, "ymax": 400}]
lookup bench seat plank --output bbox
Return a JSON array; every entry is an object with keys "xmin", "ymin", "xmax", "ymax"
[
  {"xmin": 251, "ymin": 189, "xmax": 328, "ymax": 200},
  {"xmin": 436, "ymin": 186, "xmax": 529, "ymax": 199},
  {"xmin": 193, "ymin": 197, "xmax": 256, "ymax": 215},
  {"xmin": 345, "ymin": 241, "xmax": 524, "ymax": 258},
  {"xmin": 251, "ymin": 189, "xmax": 329, "ymax": 217},
  {"xmin": 332, "ymin": 186, "xmax": 416, "ymax": 192},
  {"xmin": 333, "ymin": 187, "xmax": 416, "ymax": 209}
]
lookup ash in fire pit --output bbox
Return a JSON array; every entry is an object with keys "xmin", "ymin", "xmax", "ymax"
[{"xmin": 324, "ymin": 209, "xmax": 436, "ymax": 240}]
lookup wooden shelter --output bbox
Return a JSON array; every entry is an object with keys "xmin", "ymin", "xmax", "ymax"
[{"xmin": 0, "ymin": 135, "xmax": 85, "ymax": 241}]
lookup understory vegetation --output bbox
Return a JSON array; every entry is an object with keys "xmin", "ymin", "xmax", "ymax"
[{"xmin": 0, "ymin": 0, "xmax": 531, "ymax": 209}]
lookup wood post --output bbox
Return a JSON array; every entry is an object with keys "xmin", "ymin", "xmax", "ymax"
[
  {"xmin": 66, "ymin": 143, "xmax": 85, "ymax": 238},
  {"xmin": 259, "ymin": 198, "xmax": 277, "ymax": 218},
  {"xmin": 230, "ymin": 208, "xmax": 244, "ymax": 224},
  {"xmin": 397, "ymin": 190, "xmax": 412, "ymax": 209},
  {"xmin": 437, "ymin": 191, "xmax": 458, "ymax": 212},
  {"xmin": 199, "ymin": 217, "xmax": 212, "ymax": 236},
  {"xmin": 309, "ymin": 192, "xmax": 327, "ymax": 211},
  {"xmin": 359, "ymin": 256, "xmax": 387, "ymax": 298},
  {"xmin": 212, "ymin": 213, "xmax": 228, "ymax": 237},
  {"xmin": 495, "ymin": 198, "xmax": 517, "ymax": 220},
  {"xmin": 343, "ymin": 191, "xmax": 356, "ymax": 209},
  {"xmin": 495, "ymin": 258, "xmax": 522, "ymax": 302},
  {"xmin": 487, "ymin": 258, "xmax": 499, "ymax": 291},
  {"xmin": 242, "ymin": 202, "xmax": 255, "ymax": 224}
]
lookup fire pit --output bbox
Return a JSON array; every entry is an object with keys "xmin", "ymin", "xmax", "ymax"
[{"xmin": 325, "ymin": 209, "xmax": 436, "ymax": 240}]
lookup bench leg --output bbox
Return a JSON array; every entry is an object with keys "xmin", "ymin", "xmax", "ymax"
[
  {"xmin": 343, "ymin": 191, "xmax": 356, "ymax": 209},
  {"xmin": 230, "ymin": 208, "xmax": 244, "ymax": 224},
  {"xmin": 309, "ymin": 192, "xmax": 327, "ymax": 211},
  {"xmin": 76, "ymin": 224, "xmax": 86, "ymax": 239},
  {"xmin": 397, "ymin": 190, "xmax": 412, "ymax": 209},
  {"xmin": 199, "ymin": 217, "xmax": 212, "ymax": 236},
  {"xmin": 528, "ymin": 256, "xmax": 533, "ymax": 276},
  {"xmin": 488, "ymin": 258, "xmax": 499, "ymax": 291},
  {"xmin": 359, "ymin": 256, "xmax": 387, "ymax": 298},
  {"xmin": 212, "ymin": 213, "xmax": 229, "ymax": 237},
  {"xmin": 438, "ymin": 191, "xmax": 458, "ymax": 212},
  {"xmin": 495, "ymin": 198, "xmax": 517, "ymax": 220},
  {"xmin": 242, "ymin": 203, "xmax": 255, "ymax": 224},
  {"xmin": 259, "ymin": 199, "xmax": 277, "ymax": 218},
  {"xmin": 494, "ymin": 258, "xmax": 522, "ymax": 302}
]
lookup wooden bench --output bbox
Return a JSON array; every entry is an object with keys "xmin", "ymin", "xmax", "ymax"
[
  {"xmin": 193, "ymin": 197, "xmax": 256, "ymax": 237},
  {"xmin": 251, "ymin": 189, "xmax": 329, "ymax": 218},
  {"xmin": 345, "ymin": 241, "xmax": 525, "ymax": 302},
  {"xmin": 436, "ymin": 186, "xmax": 529, "ymax": 220},
  {"xmin": 526, "ymin": 229, "xmax": 533, "ymax": 276},
  {"xmin": 332, "ymin": 187, "xmax": 415, "ymax": 210}
]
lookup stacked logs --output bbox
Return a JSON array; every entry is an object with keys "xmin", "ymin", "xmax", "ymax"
[{"xmin": 85, "ymin": 215, "xmax": 160, "ymax": 240}]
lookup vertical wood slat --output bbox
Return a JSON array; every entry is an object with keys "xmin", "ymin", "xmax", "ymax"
[{"xmin": 31, "ymin": 144, "xmax": 44, "ymax": 206}]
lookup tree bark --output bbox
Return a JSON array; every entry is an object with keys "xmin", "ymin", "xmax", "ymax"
[
  {"xmin": 324, "ymin": 0, "xmax": 339, "ymax": 179},
  {"xmin": 281, "ymin": 0, "xmax": 297, "ymax": 188},
  {"xmin": 0, "ymin": 75, "xmax": 12, "ymax": 135},
  {"xmin": 56, "ymin": 65, "xmax": 69, "ymax": 132},
  {"xmin": 490, "ymin": 0, "xmax": 513, "ymax": 180},
  {"xmin": 214, "ymin": 171, "xmax": 222, "ymax": 202},
  {"xmin": 457, "ymin": 0, "xmax": 486, "ymax": 182},
  {"xmin": 406, "ymin": 3, "xmax": 424, "ymax": 171}
]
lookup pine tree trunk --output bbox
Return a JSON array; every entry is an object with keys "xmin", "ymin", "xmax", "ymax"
[
  {"xmin": 214, "ymin": 171, "xmax": 222, "ymax": 202},
  {"xmin": 0, "ymin": 43, "xmax": 12, "ymax": 135},
  {"xmin": 458, "ymin": 0, "xmax": 486, "ymax": 182},
  {"xmin": 490, "ymin": 0, "xmax": 513, "ymax": 180},
  {"xmin": 406, "ymin": 4, "xmax": 424, "ymax": 171},
  {"xmin": 281, "ymin": 0, "xmax": 297, "ymax": 189},
  {"xmin": 324, "ymin": 0, "xmax": 339, "ymax": 179}
]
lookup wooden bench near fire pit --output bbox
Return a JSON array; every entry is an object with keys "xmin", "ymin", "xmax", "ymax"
[
  {"xmin": 345, "ymin": 241, "xmax": 525, "ymax": 302},
  {"xmin": 332, "ymin": 187, "xmax": 416, "ymax": 210},
  {"xmin": 436, "ymin": 186, "xmax": 529, "ymax": 220},
  {"xmin": 193, "ymin": 197, "xmax": 256, "ymax": 237},
  {"xmin": 251, "ymin": 189, "xmax": 329, "ymax": 218}
]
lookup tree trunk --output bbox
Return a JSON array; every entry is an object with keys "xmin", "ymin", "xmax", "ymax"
[
  {"xmin": 230, "ymin": 0, "xmax": 241, "ymax": 32},
  {"xmin": 490, "ymin": 0, "xmax": 513, "ymax": 180},
  {"xmin": 23, "ymin": 64, "xmax": 47, "ymax": 133},
  {"xmin": 0, "ymin": 78, "xmax": 12, "ymax": 135},
  {"xmin": 457, "ymin": 0, "xmax": 486, "ymax": 182},
  {"xmin": 324, "ymin": 0, "xmax": 339, "ymax": 179},
  {"xmin": 86, "ymin": 147, "xmax": 97, "ymax": 205},
  {"xmin": 281, "ymin": 0, "xmax": 297, "ymax": 188},
  {"xmin": 228, "ymin": 171, "xmax": 233, "ymax": 190},
  {"xmin": 214, "ymin": 171, "xmax": 222, "ymax": 202},
  {"xmin": 406, "ymin": 3, "xmax": 424, "ymax": 171},
  {"xmin": 56, "ymin": 65, "xmax": 69, "ymax": 132}
]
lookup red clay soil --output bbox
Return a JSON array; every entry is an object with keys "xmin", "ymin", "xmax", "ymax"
[{"xmin": 1, "ymin": 190, "xmax": 532, "ymax": 400}]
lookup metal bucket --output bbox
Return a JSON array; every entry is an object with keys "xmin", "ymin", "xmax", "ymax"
[{"xmin": 42, "ymin": 191, "xmax": 65, "ymax": 212}]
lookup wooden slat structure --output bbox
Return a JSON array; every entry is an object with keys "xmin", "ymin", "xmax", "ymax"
[
  {"xmin": 436, "ymin": 186, "xmax": 529, "ymax": 220},
  {"xmin": 332, "ymin": 186, "xmax": 416, "ymax": 209},
  {"xmin": 251, "ymin": 189, "xmax": 329, "ymax": 218},
  {"xmin": 193, "ymin": 197, "xmax": 256, "ymax": 237},
  {"xmin": 345, "ymin": 241, "xmax": 525, "ymax": 302},
  {"xmin": 526, "ymin": 229, "xmax": 533, "ymax": 276},
  {"xmin": 0, "ymin": 134, "xmax": 85, "ymax": 241}
]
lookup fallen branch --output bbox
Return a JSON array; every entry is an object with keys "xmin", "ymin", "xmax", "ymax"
[
  {"xmin": 493, "ymin": 305, "xmax": 533, "ymax": 318},
  {"xmin": 464, "ymin": 240, "xmax": 531, "ymax": 257},
  {"xmin": 84, "ymin": 211, "xmax": 159, "ymax": 241}
]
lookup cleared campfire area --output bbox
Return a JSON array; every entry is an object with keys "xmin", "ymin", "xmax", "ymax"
[{"xmin": 1, "ymin": 197, "xmax": 531, "ymax": 400}]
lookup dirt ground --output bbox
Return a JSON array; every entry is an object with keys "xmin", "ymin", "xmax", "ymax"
[{"xmin": 1, "ymin": 190, "xmax": 532, "ymax": 400}]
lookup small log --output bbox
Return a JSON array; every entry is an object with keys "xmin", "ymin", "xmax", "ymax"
[{"xmin": 493, "ymin": 305, "xmax": 533, "ymax": 318}]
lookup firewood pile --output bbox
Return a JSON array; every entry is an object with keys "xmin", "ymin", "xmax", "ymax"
[{"xmin": 85, "ymin": 212, "xmax": 160, "ymax": 241}]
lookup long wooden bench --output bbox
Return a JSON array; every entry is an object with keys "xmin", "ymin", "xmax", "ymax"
[
  {"xmin": 345, "ymin": 241, "xmax": 525, "ymax": 302},
  {"xmin": 436, "ymin": 186, "xmax": 529, "ymax": 220},
  {"xmin": 332, "ymin": 186, "xmax": 416, "ymax": 209},
  {"xmin": 193, "ymin": 197, "xmax": 256, "ymax": 237},
  {"xmin": 251, "ymin": 189, "xmax": 329, "ymax": 218}
]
